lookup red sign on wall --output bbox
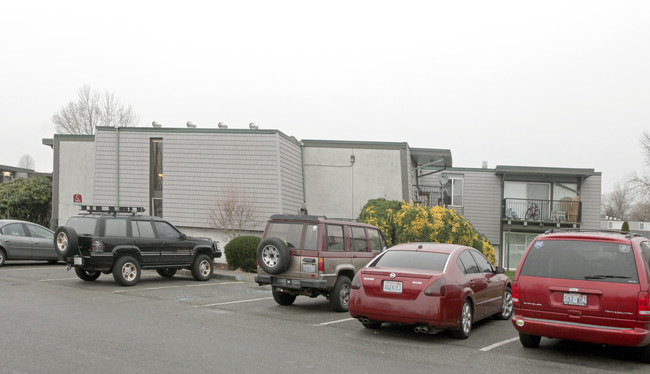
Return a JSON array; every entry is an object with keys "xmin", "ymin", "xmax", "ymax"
[{"xmin": 73, "ymin": 194, "xmax": 82, "ymax": 204}]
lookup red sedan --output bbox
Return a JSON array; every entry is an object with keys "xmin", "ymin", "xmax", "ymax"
[{"xmin": 349, "ymin": 242, "xmax": 512, "ymax": 338}]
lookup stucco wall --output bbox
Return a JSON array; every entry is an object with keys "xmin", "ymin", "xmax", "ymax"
[{"xmin": 57, "ymin": 139, "xmax": 96, "ymax": 225}]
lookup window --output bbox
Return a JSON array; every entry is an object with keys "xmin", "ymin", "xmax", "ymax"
[
  {"xmin": 303, "ymin": 224, "xmax": 319, "ymax": 250},
  {"xmin": 458, "ymin": 250, "xmax": 480, "ymax": 274},
  {"xmin": 1, "ymin": 223, "xmax": 26, "ymax": 237},
  {"xmin": 153, "ymin": 221, "xmax": 180, "ymax": 239},
  {"xmin": 150, "ymin": 139, "xmax": 163, "ymax": 217},
  {"xmin": 642, "ymin": 242, "xmax": 650, "ymax": 271},
  {"xmin": 470, "ymin": 251, "xmax": 494, "ymax": 273},
  {"xmin": 326, "ymin": 225, "xmax": 345, "ymax": 251},
  {"xmin": 26, "ymin": 224, "xmax": 53, "ymax": 239},
  {"xmin": 66, "ymin": 217, "xmax": 98, "ymax": 236},
  {"xmin": 368, "ymin": 229, "xmax": 385, "ymax": 252},
  {"xmin": 640, "ymin": 222, "xmax": 648, "ymax": 230},
  {"xmin": 372, "ymin": 251, "xmax": 448, "ymax": 271},
  {"xmin": 266, "ymin": 222, "xmax": 304, "ymax": 249},
  {"xmin": 104, "ymin": 218, "xmax": 128, "ymax": 237},
  {"xmin": 132, "ymin": 220, "xmax": 156, "ymax": 238},
  {"xmin": 351, "ymin": 227, "xmax": 368, "ymax": 252},
  {"xmin": 519, "ymin": 239, "xmax": 639, "ymax": 283},
  {"xmin": 442, "ymin": 178, "xmax": 463, "ymax": 206}
]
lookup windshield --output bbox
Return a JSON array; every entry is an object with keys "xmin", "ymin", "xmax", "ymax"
[
  {"xmin": 370, "ymin": 250, "xmax": 449, "ymax": 272},
  {"xmin": 66, "ymin": 216, "xmax": 99, "ymax": 236},
  {"xmin": 520, "ymin": 239, "xmax": 639, "ymax": 283}
]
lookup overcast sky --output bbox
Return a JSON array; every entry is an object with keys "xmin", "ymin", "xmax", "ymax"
[{"xmin": 1, "ymin": 1, "xmax": 648, "ymax": 194}]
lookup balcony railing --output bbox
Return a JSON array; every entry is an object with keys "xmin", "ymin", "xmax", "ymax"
[
  {"xmin": 503, "ymin": 198, "xmax": 582, "ymax": 223},
  {"xmin": 413, "ymin": 185, "xmax": 443, "ymax": 207}
]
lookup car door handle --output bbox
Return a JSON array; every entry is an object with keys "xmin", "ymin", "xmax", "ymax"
[{"xmin": 303, "ymin": 258, "xmax": 316, "ymax": 263}]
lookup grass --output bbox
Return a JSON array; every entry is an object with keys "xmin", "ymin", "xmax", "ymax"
[{"xmin": 505, "ymin": 270, "xmax": 515, "ymax": 281}]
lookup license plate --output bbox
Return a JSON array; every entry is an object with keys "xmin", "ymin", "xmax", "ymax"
[
  {"xmin": 302, "ymin": 263, "xmax": 316, "ymax": 273},
  {"xmin": 73, "ymin": 256, "xmax": 83, "ymax": 265},
  {"xmin": 563, "ymin": 292, "xmax": 587, "ymax": 306},
  {"xmin": 383, "ymin": 280, "xmax": 402, "ymax": 293}
]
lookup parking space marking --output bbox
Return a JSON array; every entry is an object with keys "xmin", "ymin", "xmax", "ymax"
[
  {"xmin": 39, "ymin": 277, "xmax": 78, "ymax": 282},
  {"xmin": 479, "ymin": 336, "xmax": 519, "ymax": 352},
  {"xmin": 198, "ymin": 297, "xmax": 274, "ymax": 307},
  {"xmin": 314, "ymin": 317, "xmax": 355, "ymax": 326},
  {"xmin": 112, "ymin": 281, "xmax": 244, "ymax": 293}
]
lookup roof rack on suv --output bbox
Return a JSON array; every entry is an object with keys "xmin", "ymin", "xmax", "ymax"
[
  {"xmin": 543, "ymin": 228, "xmax": 641, "ymax": 238},
  {"xmin": 79, "ymin": 205, "xmax": 145, "ymax": 215}
]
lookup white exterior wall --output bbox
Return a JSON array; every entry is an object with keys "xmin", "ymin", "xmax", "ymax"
[
  {"xmin": 57, "ymin": 139, "xmax": 96, "ymax": 225},
  {"xmin": 303, "ymin": 146, "xmax": 403, "ymax": 219}
]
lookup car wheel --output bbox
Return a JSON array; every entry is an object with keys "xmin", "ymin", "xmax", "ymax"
[
  {"xmin": 519, "ymin": 332, "xmax": 541, "ymax": 348},
  {"xmin": 191, "ymin": 254, "xmax": 213, "ymax": 281},
  {"xmin": 0, "ymin": 249, "xmax": 6, "ymax": 267},
  {"xmin": 48, "ymin": 260, "xmax": 59, "ymax": 264},
  {"xmin": 74, "ymin": 267, "xmax": 101, "ymax": 281},
  {"xmin": 329, "ymin": 275, "xmax": 352, "ymax": 312},
  {"xmin": 450, "ymin": 299, "xmax": 473, "ymax": 339},
  {"xmin": 256, "ymin": 237, "xmax": 291, "ymax": 275},
  {"xmin": 112, "ymin": 256, "xmax": 141, "ymax": 287},
  {"xmin": 156, "ymin": 268, "xmax": 177, "ymax": 278},
  {"xmin": 361, "ymin": 320, "xmax": 382, "ymax": 329},
  {"xmin": 639, "ymin": 344, "xmax": 650, "ymax": 363},
  {"xmin": 54, "ymin": 226, "xmax": 78, "ymax": 257},
  {"xmin": 493, "ymin": 287, "xmax": 514, "ymax": 320},
  {"xmin": 272, "ymin": 287, "xmax": 296, "ymax": 306}
]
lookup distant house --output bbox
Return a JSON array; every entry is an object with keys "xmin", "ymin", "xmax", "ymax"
[
  {"xmin": 0, "ymin": 164, "xmax": 51, "ymax": 181},
  {"xmin": 601, "ymin": 219, "xmax": 650, "ymax": 237},
  {"xmin": 44, "ymin": 124, "xmax": 601, "ymax": 269}
]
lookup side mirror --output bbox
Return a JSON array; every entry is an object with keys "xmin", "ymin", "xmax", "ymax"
[
  {"xmin": 180, "ymin": 233, "xmax": 187, "ymax": 240},
  {"xmin": 495, "ymin": 266, "xmax": 505, "ymax": 274}
]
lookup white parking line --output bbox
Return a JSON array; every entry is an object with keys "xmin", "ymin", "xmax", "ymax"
[
  {"xmin": 39, "ymin": 278, "xmax": 77, "ymax": 282},
  {"xmin": 198, "ymin": 297, "xmax": 274, "ymax": 307},
  {"xmin": 314, "ymin": 318, "xmax": 355, "ymax": 326},
  {"xmin": 112, "ymin": 281, "xmax": 244, "ymax": 293},
  {"xmin": 479, "ymin": 336, "xmax": 519, "ymax": 352}
]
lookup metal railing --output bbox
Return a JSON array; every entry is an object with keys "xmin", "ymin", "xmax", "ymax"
[
  {"xmin": 413, "ymin": 185, "xmax": 443, "ymax": 207},
  {"xmin": 503, "ymin": 198, "xmax": 582, "ymax": 223}
]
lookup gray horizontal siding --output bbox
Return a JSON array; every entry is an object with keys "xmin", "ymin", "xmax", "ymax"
[{"xmin": 580, "ymin": 174, "xmax": 601, "ymax": 229}]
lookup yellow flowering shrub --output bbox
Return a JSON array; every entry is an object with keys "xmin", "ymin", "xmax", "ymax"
[{"xmin": 359, "ymin": 199, "xmax": 497, "ymax": 265}]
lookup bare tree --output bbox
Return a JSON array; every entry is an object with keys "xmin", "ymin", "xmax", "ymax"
[
  {"xmin": 18, "ymin": 154, "xmax": 35, "ymax": 170},
  {"xmin": 601, "ymin": 183, "xmax": 633, "ymax": 220},
  {"xmin": 629, "ymin": 199, "xmax": 650, "ymax": 221},
  {"xmin": 52, "ymin": 85, "xmax": 139, "ymax": 134},
  {"xmin": 631, "ymin": 131, "xmax": 650, "ymax": 197},
  {"xmin": 208, "ymin": 186, "xmax": 258, "ymax": 240}
]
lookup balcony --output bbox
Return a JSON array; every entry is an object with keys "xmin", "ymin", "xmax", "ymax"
[
  {"xmin": 413, "ymin": 185, "xmax": 443, "ymax": 207},
  {"xmin": 503, "ymin": 198, "xmax": 582, "ymax": 224}
]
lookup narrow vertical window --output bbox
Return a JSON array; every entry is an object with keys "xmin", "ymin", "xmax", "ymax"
[{"xmin": 151, "ymin": 139, "xmax": 163, "ymax": 217}]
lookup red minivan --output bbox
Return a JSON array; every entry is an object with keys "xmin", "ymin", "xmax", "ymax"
[{"xmin": 511, "ymin": 230, "xmax": 650, "ymax": 363}]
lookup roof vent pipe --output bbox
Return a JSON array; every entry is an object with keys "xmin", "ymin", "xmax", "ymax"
[
  {"xmin": 249, "ymin": 122, "xmax": 258, "ymax": 130},
  {"xmin": 186, "ymin": 121, "xmax": 196, "ymax": 128},
  {"xmin": 482, "ymin": 161, "xmax": 488, "ymax": 169},
  {"xmin": 152, "ymin": 121, "xmax": 162, "ymax": 128},
  {"xmin": 218, "ymin": 122, "xmax": 228, "ymax": 129}
]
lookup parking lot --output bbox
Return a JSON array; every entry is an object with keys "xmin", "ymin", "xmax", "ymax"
[{"xmin": 1, "ymin": 263, "xmax": 648, "ymax": 373}]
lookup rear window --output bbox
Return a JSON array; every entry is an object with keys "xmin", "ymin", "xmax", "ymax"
[
  {"xmin": 520, "ymin": 239, "xmax": 639, "ymax": 284},
  {"xmin": 66, "ymin": 216, "xmax": 98, "ymax": 236},
  {"xmin": 266, "ymin": 222, "xmax": 304, "ymax": 249},
  {"xmin": 371, "ymin": 250, "xmax": 449, "ymax": 272}
]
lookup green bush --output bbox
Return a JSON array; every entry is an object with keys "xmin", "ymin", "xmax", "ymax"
[
  {"xmin": 224, "ymin": 236, "xmax": 261, "ymax": 273},
  {"xmin": 358, "ymin": 199, "xmax": 497, "ymax": 265},
  {"xmin": 358, "ymin": 198, "xmax": 403, "ymax": 245},
  {"xmin": 622, "ymin": 221, "xmax": 630, "ymax": 232}
]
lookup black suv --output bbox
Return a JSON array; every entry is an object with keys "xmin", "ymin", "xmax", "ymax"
[{"xmin": 54, "ymin": 205, "xmax": 221, "ymax": 286}]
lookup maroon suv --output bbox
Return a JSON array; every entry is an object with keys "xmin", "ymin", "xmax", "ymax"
[{"xmin": 512, "ymin": 230, "xmax": 650, "ymax": 363}]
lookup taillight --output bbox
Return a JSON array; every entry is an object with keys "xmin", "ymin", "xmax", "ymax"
[
  {"xmin": 638, "ymin": 292, "xmax": 650, "ymax": 316},
  {"xmin": 424, "ymin": 278, "xmax": 446, "ymax": 297},
  {"xmin": 318, "ymin": 257, "xmax": 324, "ymax": 272},
  {"xmin": 512, "ymin": 281, "xmax": 520, "ymax": 303},
  {"xmin": 91, "ymin": 240, "xmax": 104, "ymax": 252},
  {"xmin": 350, "ymin": 274, "xmax": 361, "ymax": 290}
]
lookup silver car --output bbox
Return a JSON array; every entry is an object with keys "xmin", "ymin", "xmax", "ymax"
[{"xmin": 0, "ymin": 220, "xmax": 59, "ymax": 266}]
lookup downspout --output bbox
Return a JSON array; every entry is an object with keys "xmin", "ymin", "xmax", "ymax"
[
  {"xmin": 300, "ymin": 141, "xmax": 307, "ymax": 214},
  {"xmin": 115, "ymin": 126, "xmax": 120, "ymax": 206}
]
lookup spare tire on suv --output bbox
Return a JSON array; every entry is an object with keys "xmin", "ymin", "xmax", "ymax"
[
  {"xmin": 256, "ymin": 237, "xmax": 291, "ymax": 275},
  {"xmin": 54, "ymin": 226, "xmax": 78, "ymax": 257}
]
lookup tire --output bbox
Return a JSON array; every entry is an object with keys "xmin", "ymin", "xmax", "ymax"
[
  {"xmin": 329, "ymin": 275, "xmax": 352, "ymax": 312},
  {"xmin": 112, "ymin": 256, "xmax": 141, "ymax": 287},
  {"xmin": 256, "ymin": 237, "xmax": 291, "ymax": 275},
  {"xmin": 74, "ymin": 267, "xmax": 101, "ymax": 281},
  {"xmin": 493, "ymin": 287, "xmax": 514, "ymax": 320},
  {"xmin": 272, "ymin": 287, "xmax": 296, "ymax": 306},
  {"xmin": 0, "ymin": 249, "xmax": 6, "ymax": 267},
  {"xmin": 361, "ymin": 320, "xmax": 382, "ymax": 329},
  {"xmin": 156, "ymin": 268, "xmax": 177, "ymax": 278},
  {"xmin": 519, "ymin": 332, "xmax": 541, "ymax": 348},
  {"xmin": 450, "ymin": 299, "xmax": 473, "ymax": 339},
  {"xmin": 48, "ymin": 260, "xmax": 59, "ymax": 264},
  {"xmin": 191, "ymin": 254, "xmax": 213, "ymax": 281},
  {"xmin": 54, "ymin": 226, "xmax": 78, "ymax": 257}
]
